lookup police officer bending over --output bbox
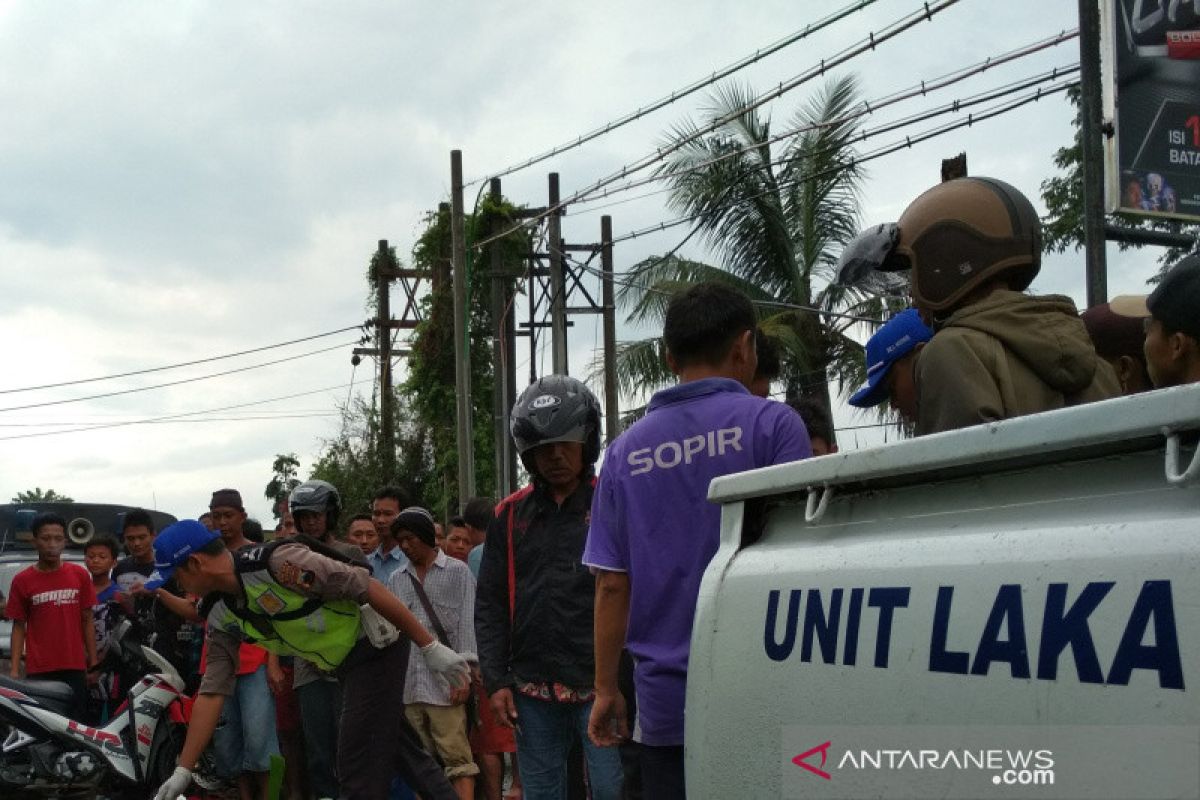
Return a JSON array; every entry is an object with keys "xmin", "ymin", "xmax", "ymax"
[{"xmin": 149, "ymin": 513, "xmax": 470, "ymax": 800}]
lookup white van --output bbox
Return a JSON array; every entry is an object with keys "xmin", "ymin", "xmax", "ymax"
[{"xmin": 686, "ymin": 384, "xmax": 1200, "ymax": 799}]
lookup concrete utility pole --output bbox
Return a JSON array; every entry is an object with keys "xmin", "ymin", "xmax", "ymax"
[
  {"xmin": 548, "ymin": 173, "xmax": 569, "ymax": 375},
  {"xmin": 1077, "ymin": 0, "xmax": 1108, "ymax": 308},
  {"xmin": 601, "ymin": 215, "xmax": 620, "ymax": 444},
  {"xmin": 450, "ymin": 151, "xmax": 476, "ymax": 500},
  {"xmin": 489, "ymin": 178, "xmax": 516, "ymax": 498},
  {"xmin": 376, "ymin": 240, "xmax": 396, "ymax": 482}
]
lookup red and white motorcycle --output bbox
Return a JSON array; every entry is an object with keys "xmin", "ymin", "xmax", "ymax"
[{"xmin": 0, "ymin": 619, "xmax": 215, "ymax": 799}]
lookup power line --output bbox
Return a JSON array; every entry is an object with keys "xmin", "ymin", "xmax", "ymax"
[
  {"xmin": 0, "ymin": 341, "xmax": 358, "ymax": 414},
  {"xmin": 473, "ymin": 0, "xmax": 963, "ymax": 251},
  {"xmin": 0, "ymin": 413, "xmax": 338, "ymax": 427},
  {"xmin": 607, "ymin": 78, "xmax": 1078, "ymax": 246},
  {"xmin": 568, "ymin": 32, "xmax": 1080, "ymax": 212},
  {"xmin": 0, "ymin": 324, "xmax": 367, "ymax": 395},
  {"xmin": 0, "ymin": 382, "xmax": 361, "ymax": 442},
  {"xmin": 464, "ymin": 0, "xmax": 883, "ymax": 187}
]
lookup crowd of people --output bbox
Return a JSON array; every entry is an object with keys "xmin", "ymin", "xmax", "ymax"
[{"xmin": 2, "ymin": 177, "xmax": 1197, "ymax": 800}]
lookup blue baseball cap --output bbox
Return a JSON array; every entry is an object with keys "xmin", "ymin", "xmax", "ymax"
[
  {"xmin": 145, "ymin": 519, "xmax": 220, "ymax": 589},
  {"xmin": 848, "ymin": 308, "xmax": 933, "ymax": 408}
]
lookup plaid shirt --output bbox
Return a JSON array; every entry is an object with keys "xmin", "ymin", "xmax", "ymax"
[{"xmin": 387, "ymin": 550, "xmax": 477, "ymax": 706}]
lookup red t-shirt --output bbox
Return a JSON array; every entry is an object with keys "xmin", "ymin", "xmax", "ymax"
[{"xmin": 4, "ymin": 562, "xmax": 96, "ymax": 674}]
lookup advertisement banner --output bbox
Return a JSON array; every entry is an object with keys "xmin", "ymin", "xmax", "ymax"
[{"xmin": 1103, "ymin": 1, "xmax": 1200, "ymax": 222}]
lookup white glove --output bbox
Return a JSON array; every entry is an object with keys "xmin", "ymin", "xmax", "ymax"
[
  {"xmin": 420, "ymin": 640, "xmax": 471, "ymax": 689},
  {"xmin": 153, "ymin": 765, "xmax": 192, "ymax": 800}
]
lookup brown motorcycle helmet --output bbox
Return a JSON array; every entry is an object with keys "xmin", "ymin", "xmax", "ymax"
[{"xmin": 880, "ymin": 177, "xmax": 1042, "ymax": 313}]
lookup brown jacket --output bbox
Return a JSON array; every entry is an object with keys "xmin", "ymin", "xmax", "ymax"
[{"xmin": 916, "ymin": 290, "xmax": 1120, "ymax": 435}]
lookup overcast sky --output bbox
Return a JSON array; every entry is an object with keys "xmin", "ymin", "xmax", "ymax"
[{"xmin": 0, "ymin": 0, "xmax": 1163, "ymax": 523}]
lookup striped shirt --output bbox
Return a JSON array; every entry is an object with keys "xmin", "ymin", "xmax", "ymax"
[{"xmin": 386, "ymin": 550, "xmax": 477, "ymax": 706}]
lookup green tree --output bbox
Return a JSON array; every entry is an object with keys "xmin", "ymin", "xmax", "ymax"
[
  {"xmin": 1040, "ymin": 87, "xmax": 1199, "ymax": 277},
  {"xmin": 263, "ymin": 453, "xmax": 301, "ymax": 519},
  {"xmin": 11, "ymin": 487, "xmax": 73, "ymax": 503},
  {"xmin": 311, "ymin": 395, "xmax": 433, "ymax": 525},
  {"xmin": 611, "ymin": 76, "xmax": 897, "ymax": 429}
]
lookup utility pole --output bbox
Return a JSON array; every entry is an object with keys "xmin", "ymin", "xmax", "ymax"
[
  {"xmin": 548, "ymin": 173, "xmax": 569, "ymax": 375},
  {"xmin": 489, "ymin": 178, "xmax": 515, "ymax": 498},
  {"xmin": 450, "ymin": 151, "xmax": 476, "ymax": 501},
  {"xmin": 600, "ymin": 215, "xmax": 620, "ymax": 444},
  {"xmin": 1078, "ymin": 0, "xmax": 1108, "ymax": 307},
  {"xmin": 376, "ymin": 240, "xmax": 395, "ymax": 482}
]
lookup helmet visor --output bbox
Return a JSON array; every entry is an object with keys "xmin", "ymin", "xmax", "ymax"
[{"xmin": 836, "ymin": 224, "xmax": 903, "ymax": 288}]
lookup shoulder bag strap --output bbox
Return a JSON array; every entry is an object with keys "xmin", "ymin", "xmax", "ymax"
[{"xmin": 407, "ymin": 572, "xmax": 451, "ymax": 647}]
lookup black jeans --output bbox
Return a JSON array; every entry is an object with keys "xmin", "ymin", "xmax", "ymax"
[
  {"xmin": 336, "ymin": 639, "xmax": 455, "ymax": 800},
  {"xmin": 28, "ymin": 669, "xmax": 87, "ymax": 721},
  {"xmin": 297, "ymin": 678, "xmax": 342, "ymax": 799},
  {"xmin": 638, "ymin": 744, "xmax": 685, "ymax": 800}
]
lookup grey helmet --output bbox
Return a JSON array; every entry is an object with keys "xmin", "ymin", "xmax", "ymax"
[
  {"xmin": 510, "ymin": 375, "xmax": 602, "ymax": 467},
  {"xmin": 289, "ymin": 479, "xmax": 342, "ymax": 528}
]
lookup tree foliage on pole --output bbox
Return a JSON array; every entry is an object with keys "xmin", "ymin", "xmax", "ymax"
[{"xmin": 401, "ymin": 197, "xmax": 527, "ymax": 521}]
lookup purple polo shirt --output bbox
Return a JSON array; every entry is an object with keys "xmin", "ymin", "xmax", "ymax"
[{"xmin": 584, "ymin": 377, "xmax": 811, "ymax": 746}]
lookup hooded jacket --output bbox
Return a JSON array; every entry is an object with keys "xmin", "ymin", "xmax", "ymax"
[{"xmin": 915, "ymin": 290, "xmax": 1120, "ymax": 435}]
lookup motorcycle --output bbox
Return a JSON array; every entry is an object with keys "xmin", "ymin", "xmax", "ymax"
[{"xmin": 0, "ymin": 619, "xmax": 215, "ymax": 799}]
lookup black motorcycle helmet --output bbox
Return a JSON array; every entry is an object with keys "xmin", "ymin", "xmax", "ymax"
[
  {"xmin": 288, "ymin": 479, "xmax": 342, "ymax": 531},
  {"xmin": 510, "ymin": 374, "xmax": 602, "ymax": 471}
]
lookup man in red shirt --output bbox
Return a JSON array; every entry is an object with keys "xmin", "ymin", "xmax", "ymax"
[{"xmin": 5, "ymin": 512, "xmax": 98, "ymax": 719}]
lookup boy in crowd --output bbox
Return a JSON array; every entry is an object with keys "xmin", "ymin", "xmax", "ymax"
[
  {"xmin": 205, "ymin": 488, "xmax": 278, "ymax": 800},
  {"xmin": 788, "ymin": 397, "xmax": 838, "ymax": 456},
  {"xmin": 845, "ymin": 308, "xmax": 934, "ymax": 426},
  {"xmin": 370, "ymin": 486, "xmax": 411, "ymax": 584},
  {"xmin": 1110, "ymin": 255, "xmax": 1200, "ymax": 389},
  {"xmin": 462, "ymin": 497, "xmax": 493, "ymax": 579},
  {"xmin": 477, "ymin": 375, "xmax": 623, "ymax": 800},
  {"xmin": 388, "ymin": 507, "xmax": 480, "ymax": 799},
  {"xmin": 1081, "ymin": 301, "xmax": 1153, "ymax": 395},
  {"xmin": 84, "ymin": 536, "xmax": 120, "ymax": 722},
  {"xmin": 5, "ymin": 513, "xmax": 98, "ymax": 719},
  {"xmin": 346, "ymin": 512, "xmax": 378, "ymax": 555},
  {"xmin": 585, "ymin": 283, "xmax": 811, "ymax": 799},
  {"xmin": 443, "ymin": 517, "xmax": 474, "ymax": 563}
]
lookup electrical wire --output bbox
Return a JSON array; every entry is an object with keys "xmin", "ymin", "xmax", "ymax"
[
  {"xmin": 0, "ymin": 341, "xmax": 358, "ymax": 414},
  {"xmin": 0, "ymin": 382, "xmax": 362, "ymax": 442},
  {"xmin": 464, "ymin": 0, "xmax": 883, "ymax": 187},
  {"xmin": 0, "ymin": 413, "xmax": 338, "ymax": 427},
  {"xmin": 567, "ymin": 32, "xmax": 1080, "ymax": 211},
  {"xmin": 606, "ymin": 78, "xmax": 1079, "ymax": 246},
  {"xmin": 0, "ymin": 324, "xmax": 367, "ymax": 395},
  {"xmin": 472, "ymin": 0, "xmax": 963, "ymax": 251}
]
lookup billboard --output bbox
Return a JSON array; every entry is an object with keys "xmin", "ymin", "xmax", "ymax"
[{"xmin": 1102, "ymin": 0, "xmax": 1200, "ymax": 223}]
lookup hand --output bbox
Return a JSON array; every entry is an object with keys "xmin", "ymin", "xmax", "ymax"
[
  {"xmin": 490, "ymin": 687, "xmax": 518, "ymax": 730},
  {"xmin": 449, "ymin": 684, "xmax": 471, "ymax": 705},
  {"xmin": 266, "ymin": 663, "xmax": 287, "ymax": 695},
  {"xmin": 153, "ymin": 765, "xmax": 192, "ymax": 800},
  {"xmin": 419, "ymin": 641, "xmax": 470, "ymax": 690},
  {"xmin": 588, "ymin": 690, "xmax": 629, "ymax": 748},
  {"xmin": 130, "ymin": 581, "xmax": 152, "ymax": 596}
]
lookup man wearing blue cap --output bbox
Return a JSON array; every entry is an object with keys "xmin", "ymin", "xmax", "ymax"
[
  {"xmin": 149, "ymin": 519, "xmax": 471, "ymax": 800},
  {"xmin": 847, "ymin": 308, "xmax": 933, "ymax": 424}
]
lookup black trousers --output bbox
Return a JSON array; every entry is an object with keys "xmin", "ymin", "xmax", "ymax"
[
  {"xmin": 336, "ymin": 639, "xmax": 456, "ymax": 800},
  {"xmin": 297, "ymin": 678, "xmax": 341, "ymax": 799},
  {"xmin": 28, "ymin": 669, "xmax": 87, "ymax": 722},
  {"xmin": 638, "ymin": 744, "xmax": 685, "ymax": 800}
]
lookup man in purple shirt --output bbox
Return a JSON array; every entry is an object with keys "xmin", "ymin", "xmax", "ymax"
[{"xmin": 584, "ymin": 282, "xmax": 811, "ymax": 799}]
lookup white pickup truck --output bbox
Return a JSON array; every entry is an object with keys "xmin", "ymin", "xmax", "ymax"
[{"xmin": 686, "ymin": 383, "xmax": 1200, "ymax": 799}]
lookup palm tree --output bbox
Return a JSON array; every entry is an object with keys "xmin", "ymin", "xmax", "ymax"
[{"xmin": 609, "ymin": 75, "xmax": 900, "ymax": 434}]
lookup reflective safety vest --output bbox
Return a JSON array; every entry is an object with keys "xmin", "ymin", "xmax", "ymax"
[{"xmin": 205, "ymin": 540, "xmax": 363, "ymax": 672}]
